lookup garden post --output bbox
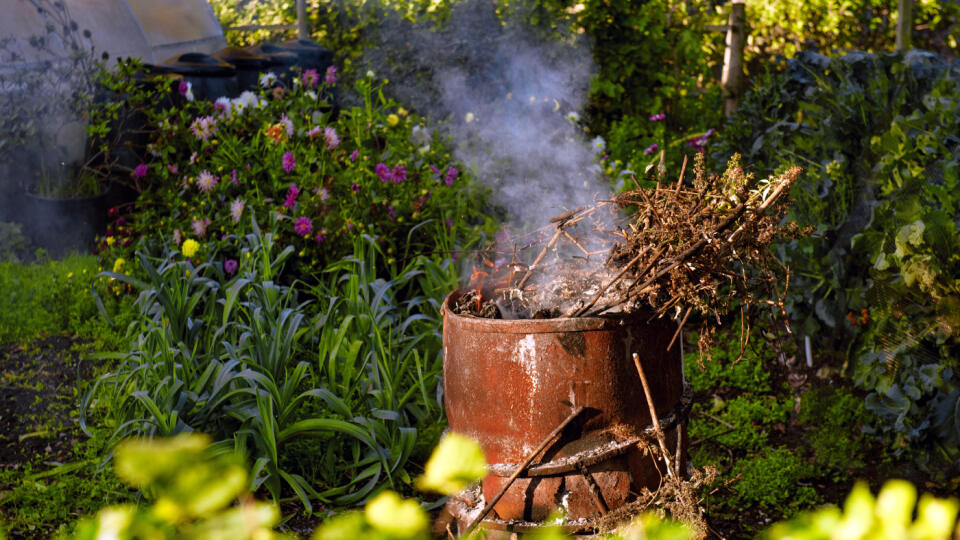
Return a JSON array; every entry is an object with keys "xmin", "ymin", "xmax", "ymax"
[
  {"xmin": 721, "ymin": 0, "xmax": 746, "ymax": 116},
  {"xmin": 297, "ymin": 0, "xmax": 308, "ymax": 40},
  {"xmin": 896, "ymin": 0, "xmax": 913, "ymax": 50}
]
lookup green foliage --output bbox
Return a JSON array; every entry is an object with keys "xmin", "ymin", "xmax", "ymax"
[
  {"xmin": 685, "ymin": 329, "xmax": 874, "ymax": 534},
  {"xmin": 730, "ymin": 447, "xmax": 821, "ymax": 514},
  {"xmin": 714, "ymin": 50, "xmax": 960, "ymax": 455},
  {"xmin": 744, "ymin": 1, "xmax": 959, "ymax": 65},
  {"xmin": 85, "ymin": 216, "xmax": 460, "ymax": 509},
  {"xmin": 0, "ymin": 254, "xmax": 133, "ymax": 346},
  {"xmin": 796, "ymin": 387, "xmax": 868, "ymax": 476},
  {"xmin": 67, "ymin": 433, "xmax": 284, "ymax": 540},
  {"xmin": 0, "ymin": 428, "xmax": 133, "ymax": 539},
  {"xmin": 763, "ymin": 480, "xmax": 960, "ymax": 540},
  {"xmin": 100, "ymin": 67, "xmax": 490, "ymax": 278},
  {"xmin": 0, "ymin": 222, "xmax": 31, "ymax": 262}
]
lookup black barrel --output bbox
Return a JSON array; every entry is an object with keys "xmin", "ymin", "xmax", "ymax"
[
  {"xmin": 213, "ymin": 46, "xmax": 274, "ymax": 93},
  {"xmin": 154, "ymin": 52, "xmax": 238, "ymax": 101}
]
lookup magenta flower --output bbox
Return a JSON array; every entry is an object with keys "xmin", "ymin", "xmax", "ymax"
[
  {"xmin": 283, "ymin": 184, "xmax": 300, "ymax": 208},
  {"xmin": 323, "ymin": 127, "xmax": 339, "ymax": 150},
  {"xmin": 282, "ymin": 151, "xmax": 296, "ymax": 173},
  {"xmin": 302, "ymin": 69, "xmax": 319, "ymax": 87},
  {"xmin": 231, "ymin": 169, "xmax": 239, "ymax": 184},
  {"xmin": 167, "ymin": 164, "xmax": 178, "ymax": 174},
  {"xmin": 178, "ymin": 80, "xmax": 189, "ymax": 96},
  {"xmin": 324, "ymin": 65, "xmax": 337, "ymax": 85},
  {"xmin": 134, "ymin": 163, "xmax": 148, "ymax": 179},
  {"xmin": 272, "ymin": 86, "xmax": 285, "ymax": 100},
  {"xmin": 293, "ymin": 216, "xmax": 313, "ymax": 236},
  {"xmin": 315, "ymin": 227, "xmax": 328, "ymax": 244},
  {"xmin": 392, "ymin": 164, "xmax": 407, "ymax": 184},
  {"xmin": 649, "ymin": 113, "xmax": 666, "ymax": 122},
  {"xmin": 350, "ymin": 150, "xmax": 358, "ymax": 162},
  {"xmin": 375, "ymin": 163, "xmax": 392, "ymax": 183},
  {"xmin": 351, "ymin": 182, "xmax": 360, "ymax": 193},
  {"xmin": 644, "ymin": 143, "xmax": 659, "ymax": 156},
  {"xmin": 224, "ymin": 258, "xmax": 238, "ymax": 275},
  {"xmin": 387, "ymin": 205, "xmax": 396, "ymax": 220},
  {"xmin": 444, "ymin": 166, "xmax": 459, "ymax": 186},
  {"xmin": 307, "ymin": 126, "xmax": 322, "ymax": 139},
  {"xmin": 429, "ymin": 164, "xmax": 440, "ymax": 176}
]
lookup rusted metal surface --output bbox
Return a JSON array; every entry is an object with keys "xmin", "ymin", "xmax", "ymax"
[{"xmin": 442, "ymin": 290, "xmax": 687, "ymax": 524}]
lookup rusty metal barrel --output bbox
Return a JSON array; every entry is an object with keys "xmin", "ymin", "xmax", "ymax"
[{"xmin": 442, "ymin": 290, "xmax": 690, "ymax": 534}]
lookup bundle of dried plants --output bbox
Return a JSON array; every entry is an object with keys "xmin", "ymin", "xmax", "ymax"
[{"xmin": 454, "ymin": 153, "xmax": 805, "ymax": 344}]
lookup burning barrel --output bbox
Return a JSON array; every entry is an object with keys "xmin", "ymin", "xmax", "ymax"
[{"xmin": 442, "ymin": 290, "xmax": 691, "ymax": 534}]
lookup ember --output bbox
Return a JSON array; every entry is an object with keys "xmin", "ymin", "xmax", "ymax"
[{"xmin": 453, "ymin": 153, "xmax": 804, "ymax": 332}]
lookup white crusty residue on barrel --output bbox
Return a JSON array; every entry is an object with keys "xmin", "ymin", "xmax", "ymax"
[{"xmin": 514, "ymin": 334, "xmax": 540, "ymax": 395}]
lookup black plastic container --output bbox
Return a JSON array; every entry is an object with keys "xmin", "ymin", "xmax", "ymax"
[
  {"xmin": 275, "ymin": 39, "xmax": 334, "ymax": 73},
  {"xmin": 245, "ymin": 43, "xmax": 300, "ymax": 81},
  {"xmin": 213, "ymin": 46, "xmax": 274, "ymax": 93},
  {"xmin": 154, "ymin": 52, "xmax": 239, "ymax": 101}
]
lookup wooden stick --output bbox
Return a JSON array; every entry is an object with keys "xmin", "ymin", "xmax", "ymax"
[
  {"xmin": 632, "ymin": 353, "xmax": 676, "ymax": 479},
  {"xmin": 464, "ymin": 406, "xmax": 585, "ymax": 534},
  {"xmin": 581, "ymin": 246, "xmax": 668, "ymax": 317},
  {"xmin": 667, "ymin": 307, "xmax": 692, "ymax": 351},
  {"xmin": 562, "ymin": 231, "xmax": 591, "ymax": 257},
  {"xmin": 516, "ymin": 229, "xmax": 562, "ymax": 288},
  {"xmin": 675, "ymin": 155, "xmax": 688, "ymax": 195},
  {"xmin": 569, "ymin": 246, "xmax": 655, "ymax": 317}
]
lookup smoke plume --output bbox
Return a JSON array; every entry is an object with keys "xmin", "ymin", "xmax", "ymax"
[{"xmin": 363, "ymin": 0, "xmax": 606, "ymax": 231}]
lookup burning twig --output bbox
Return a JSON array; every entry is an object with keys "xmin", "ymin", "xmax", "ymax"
[{"xmin": 516, "ymin": 228, "xmax": 562, "ymax": 289}]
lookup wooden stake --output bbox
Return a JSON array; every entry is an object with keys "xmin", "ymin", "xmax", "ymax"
[
  {"xmin": 632, "ymin": 352, "xmax": 676, "ymax": 479},
  {"xmin": 721, "ymin": 0, "xmax": 746, "ymax": 116}
]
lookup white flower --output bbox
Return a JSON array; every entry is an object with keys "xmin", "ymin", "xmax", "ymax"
[
  {"xmin": 591, "ymin": 136, "xmax": 606, "ymax": 153},
  {"xmin": 184, "ymin": 87, "xmax": 194, "ymax": 102},
  {"xmin": 230, "ymin": 199, "xmax": 245, "ymax": 223},
  {"xmin": 366, "ymin": 70, "xmax": 375, "ymax": 79},
  {"xmin": 258, "ymin": 72, "xmax": 277, "ymax": 88},
  {"xmin": 306, "ymin": 90, "xmax": 317, "ymax": 100},
  {"xmin": 465, "ymin": 112, "xmax": 475, "ymax": 123},
  {"xmin": 566, "ymin": 111, "xmax": 580, "ymax": 123}
]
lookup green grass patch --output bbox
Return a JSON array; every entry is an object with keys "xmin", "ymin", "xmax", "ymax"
[{"xmin": 0, "ymin": 254, "xmax": 134, "ymax": 347}]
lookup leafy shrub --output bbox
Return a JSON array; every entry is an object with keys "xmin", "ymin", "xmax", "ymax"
[
  {"xmin": 744, "ymin": 1, "xmax": 960, "ymax": 65},
  {"xmin": 713, "ymin": 50, "xmax": 960, "ymax": 456}
]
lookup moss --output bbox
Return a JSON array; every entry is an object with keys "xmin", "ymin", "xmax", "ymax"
[{"xmin": 730, "ymin": 447, "xmax": 821, "ymax": 514}]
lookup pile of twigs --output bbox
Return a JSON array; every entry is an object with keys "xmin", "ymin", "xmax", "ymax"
[{"xmin": 454, "ymin": 153, "xmax": 804, "ymax": 333}]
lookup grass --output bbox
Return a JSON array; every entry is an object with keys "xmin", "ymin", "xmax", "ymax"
[{"xmin": 0, "ymin": 252, "xmax": 134, "ymax": 347}]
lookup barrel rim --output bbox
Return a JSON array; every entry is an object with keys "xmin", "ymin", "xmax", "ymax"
[{"xmin": 442, "ymin": 290, "xmax": 657, "ymax": 334}]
